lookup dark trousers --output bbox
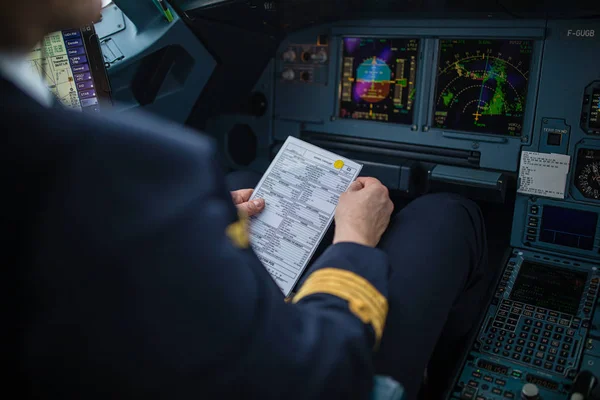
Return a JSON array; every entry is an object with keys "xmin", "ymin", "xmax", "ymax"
[{"xmin": 227, "ymin": 171, "xmax": 490, "ymax": 400}]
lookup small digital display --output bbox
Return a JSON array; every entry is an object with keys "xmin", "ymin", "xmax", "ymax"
[
  {"xmin": 540, "ymin": 206, "xmax": 598, "ymax": 250},
  {"xmin": 590, "ymin": 89, "xmax": 600, "ymax": 130},
  {"xmin": 526, "ymin": 374, "xmax": 559, "ymax": 390},
  {"xmin": 477, "ymin": 360, "xmax": 508, "ymax": 375},
  {"xmin": 339, "ymin": 37, "xmax": 419, "ymax": 124},
  {"xmin": 510, "ymin": 261, "xmax": 587, "ymax": 315},
  {"xmin": 433, "ymin": 39, "xmax": 533, "ymax": 136}
]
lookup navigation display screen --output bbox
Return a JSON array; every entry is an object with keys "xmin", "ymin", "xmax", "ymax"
[
  {"xmin": 590, "ymin": 89, "xmax": 600, "ymax": 130},
  {"xmin": 29, "ymin": 25, "xmax": 111, "ymax": 112},
  {"xmin": 510, "ymin": 261, "xmax": 587, "ymax": 315},
  {"xmin": 433, "ymin": 39, "xmax": 533, "ymax": 136},
  {"xmin": 540, "ymin": 206, "xmax": 598, "ymax": 250},
  {"xmin": 339, "ymin": 37, "xmax": 419, "ymax": 124}
]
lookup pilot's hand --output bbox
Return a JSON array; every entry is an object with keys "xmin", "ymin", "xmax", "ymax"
[
  {"xmin": 231, "ymin": 189, "xmax": 265, "ymax": 217},
  {"xmin": 333, "ymin": 177, "xmax": 394, "ymax": 248}
]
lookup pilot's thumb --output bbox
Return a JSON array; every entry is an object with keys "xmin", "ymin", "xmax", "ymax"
[{"xmin": 238, "ymin": 198, "xmax": 265, "ymax": 217}]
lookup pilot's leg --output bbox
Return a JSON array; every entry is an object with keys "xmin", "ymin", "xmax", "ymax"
[{"xmin": 374, "ymin": 193, "xmax": 489, "ymax": 400}]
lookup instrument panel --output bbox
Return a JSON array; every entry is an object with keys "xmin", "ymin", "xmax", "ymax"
[{"xmin": 433, "ymin": 39, "xmax": 533, "ymax": 137}]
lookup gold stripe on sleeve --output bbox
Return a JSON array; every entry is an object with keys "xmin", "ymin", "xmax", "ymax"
[{"xmin": 291, "ymin": 268, "xmax": 388, "ymax": 346}]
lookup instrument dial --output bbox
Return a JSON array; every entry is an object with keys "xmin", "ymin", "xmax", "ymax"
[{"xmin": 575, "ymin": 148, "xmax": 600, "ymax": 200}]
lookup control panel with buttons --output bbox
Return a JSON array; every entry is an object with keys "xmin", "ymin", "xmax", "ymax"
[
  {"xmin": 277, "ymin": 40, "xmax": 330, "ymax": 85},
  {"xmin": 449, "ymin": 249, "xmax": 600, "ymax": 399}
]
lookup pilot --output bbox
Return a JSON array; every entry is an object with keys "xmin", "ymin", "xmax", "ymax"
[{"xmin": 2, "ymin": 0, "xmax": 489, "ymax": 399}]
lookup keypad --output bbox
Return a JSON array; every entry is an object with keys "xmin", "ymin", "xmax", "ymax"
[{"xmin": 482, "ymin": 299, "xmax": 586, "ymax": 375}]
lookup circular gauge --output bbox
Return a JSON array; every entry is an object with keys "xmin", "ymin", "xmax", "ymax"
[{"xmin": 575, "ymin": 148, "xmax": 600, "ymax": 200}]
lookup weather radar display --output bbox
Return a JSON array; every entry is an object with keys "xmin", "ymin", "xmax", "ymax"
[
  {"xmin": 339, "ymin": 37, "xmax": 419, "ymax": 124},
  {"xmin": 433, "ymin": 39, "xmax": 533, "ymax": 136}
]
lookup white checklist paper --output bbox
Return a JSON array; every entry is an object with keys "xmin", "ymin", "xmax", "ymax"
[
  {"xmin": 517, "ymin": 151, "xmax": 571, "ymax": 199},
  {"xmin": 249, "ymin": 136, "xmax": 362, "ymax": 296}
]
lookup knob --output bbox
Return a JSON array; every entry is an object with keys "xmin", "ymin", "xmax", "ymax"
[
  {"xmin": 282, "ymin": 49, "xmax": 296, "ymax": 62},
  {"xmin": 521, "ymin": 383, "xmax": 539, "ymax": 399},
  {"xmin": 281, "ymin": 69, "xmax": 295, "ymax": 80},
  {"xmin": 311, "ymin": 50, "xmax": 328, "ymax": 63}
]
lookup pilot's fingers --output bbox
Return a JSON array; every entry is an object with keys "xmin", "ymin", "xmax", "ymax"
[
  {"xmin": 355, "ymin": 177, "xmax": 383, "ymax": 187},
  {"xmin": 347, "ymin": 180, "xmax": 365, "ymax": 192},
  {"xmin": 236, "ymin": 198, "xmax": 265, "ymax": 217},
  {"xmin": 231, "ymin": 189, "xmax": 254, "ymax": 205}
]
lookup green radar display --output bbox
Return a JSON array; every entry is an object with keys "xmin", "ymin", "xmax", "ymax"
[{"xmin": 433, "ymin": 39, "xmax": 533, "ymax": 136}]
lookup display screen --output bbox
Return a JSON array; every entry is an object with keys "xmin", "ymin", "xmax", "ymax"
[
  {"xmin": 477, "ymin": 360, "xmax": 508, "ymax": 375},
  {"xmin": 28, "ymin": 26, "xmax": 110, "ymax": 112},
  {"xmin": 433, "ymin": 39, "xmax": 533, "ymax": 136},
  {"xmin": 526, "ymin": 375, "xmax": 559, "ymax": 390},
  {"xmin": 510, "ymin": 261, "xmax": 587, "ymax": 315},
  {"xmin": 339, "ymin": 37, "xmax": 419, "ymax": 124},
  {"xmin": 590, "ymin": 89, "xmax": 600, "ymax": 130},
  {"xmin": 540, "ymin": 206, "xmax": 598, "ymax": 250}
]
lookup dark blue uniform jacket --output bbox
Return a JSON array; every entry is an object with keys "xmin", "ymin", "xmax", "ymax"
[{"xmin": 2, "ymin": 77, "xmax": 390, "ymax": 399}]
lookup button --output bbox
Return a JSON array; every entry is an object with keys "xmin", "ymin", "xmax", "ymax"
[
  {"xmin": 510, "ymin": 333, "xmax": 516, "ymax": 338},
  {"xmin": 520, "ymin": 333, "xmax": 528, "ymax": 339},
  {"xmin": 523, "ymin": 311, "xmax": 534, "ymax": 317},
  {"xmin": 509, "ymin": 313, "xmax": 520, "ymax": 320},
  {"xmin": 505, "ymin": 345, "xmax": 512, "ymax": 350},
  {"xmin": 502, "ymin": 351, "xmax": 510, "ymax": 357},
  {"xmin": 541, "ymin": 338, "xmax": 549, "ymax": 345},
  {"xmin": 493, "ymin": 388, "xmax": 502, "ymax": 395},
  {"xmin": 547, "ymin": 317, "xmax": 557, "ymax": 323},
  {"xmin": 531, "ymin": 205, "xmax": 539, "ymax": 214},
  {"xmin": 496, "ymin": 342, "xmax": 502, "ymax": 347},
  {"xmin": 525, "ymin": 319, "xmax": 533, "ymax": 325},
  {"xmin": 547, "ymin": 355, "xmax": 555, "ymax": 362},
  {"xmin": 476, "ymin": 397, "xmax": 486, "ymax": 400},
  {"xmin": 507, "ymin": 318, "xmax": 518, "ymax": 326},
  {"xmin": 516, "ymin": 345, "xmax": 524, "ymax": 352},
  {"xmin": 556, "ymin": 365, "xmax": 565, "ymax": 373},
  {"xmin": 558, "ymin": 358, "xmax": 566, "ymax": 365},
  {"xmin": 535, "ymin": 313, "xmax": 545, "ymax": 319},
  {"xmin": 503, "ymin": 300, "xmax": 513, "ymax": 305},
  {"xmin": 584, "ymin": 320, "xmax": 591, "ymax": 328},
  {"xmin": 539, "ymin": 345, "xmax": 547, "ymax": 351},
  {"xmin": 484, "ymin": 346, "xmax": 491, "ymax": 351},
  {"xmin": 523, "ymin": 326, "xmax": 531, "ymax": 332},
  {"xmin": 496, "ymin": 379, "xmax": 506, "ymax": 386},
  {"xmin": 498, "ymin": 336, "xmax": 505, "ymax": 342},
  {"xmin": 560, "ymin": 319, "xmax": 570, "ymax": 326},
  {"xmin": 535, "ymin": 351, "xmax": 544, "ymax": 358},
  {"xmin": 547, "ymin": 132, "xmax": 562, "ymax": 146},
  {"xmin": 554, "ymin": 333, "xmax": 563, "ymax": 340},
  {"xmin": 549, "ymin": 348, "xmax": 558, "ymax": 355},
  {"xmin": 533, "ymin": 328, "xmax": 541, "ymax": 335},
  {"xmin": 526, "ymin": 349, "xmax": 534, "ymax": 356},
  {"xmin": 488, "ymin": 333, "xmax": 495, "ymax": 339},
  {"xmin": 584, "ymin": 308, "xmax": 591, "ymax": 313},
  {"xmin": 551, "ymin": 340, "xmax": 560, "ymax": 347},
  {"xmin": 511, "ymin": 308, "xmax": 522, "ymax": 315},
  {"xmin": 514, "ymin": 302, "xmax": 524, "ymax": 308},
  {"xmin": 565, "ymin": 337, "xmax": 573, "ymax": 344},
  {"xmin": 500, "ymin": 305, "xmax": 511, "ymax": 311},
  {"xmin": 526, "ymin": 235, "xmax": 536, "ymax": 242},
  {"xmin": 543, "ymin": 331, "xmax": 551, "ymax": 338},
  {"xmin": 506, "ymin": 325, "xmax": 516, "ymax": 332},
  {"xmin": 508, "ymin": 339, "xmax": 514, "ymax": 344},
  {"xmin": 528, "ymin": 342, "xmax": 536, "ymax": 349},
  {"xmin": 468, "ymin": 380, "xmax": 479, "ymax": 387},
  {"xmin": 535, "ymin": 321, "xmax": 543, "ymax": 328},
  {"xmin": 500, "ymin": 330, "xmax": 507, "ymax": 336},
  {"xmin": 504, "ymin": 391, "xmax": 515, "ymax": 399},
  {"xmin": 518, "ymin": 339, "xmax": 526, "ymax": 345},
  {"xmin": 472, "ymin": 371, "xmax": 482, "ymax": 378},
  {"xmin": 512, "ymin": 371, "xmax": 522, "ymax": 378},
  {"xmin": 544, "ymin": 362, "xmax": 553, "ymax": 370},
  {"xmin": 491, "ymin": 328, "xmax": 498, "ymax": 333},
  {"xmin": 531, "ymin": 335, "xmax": 539, "ymax": 341},
  {"xmin": 563, "ymin": 343, "xmax": 571, "ymax": 350},
  {"xmin": 493, "ymin": 322, "xmax": 504, "ymax": 328},
  {"xmin": 549, "ymin": 311, "xmax": 559, "ymax": 317},
  {"xmin": 534, "ymin": 359, "xmax": 542, "ymax": 366},
  {"xmin": 493, "ymin": 348, "xmax": 500, "ymax": 354},
  {"xmin": 484, "ymin": 376, "xmax": 493, "ymax": 382},
  {"xmin": 561, "ymin": 350, "xmax": 569, "ymax": 357},
  {"xmin": 512, "ymin": 353, "xmax": 521, "ymax": 360},
  {"xmin": 523, "ymin": 356, "xmax": 532, "ymax": 362},
  {"xmin": 462, "ymin": 388, "xmax": 476, "ymax": 399},
  {"xmin": 525, "ymin": 305, "xmax": 535, "ymax": 311},
  {"xmin": 528, "ymin": 217, "xmax": 538, "ymax": 224},
  {"xmin": 585, "ymin": 301, "xmax": 593, "ymax": 307}
]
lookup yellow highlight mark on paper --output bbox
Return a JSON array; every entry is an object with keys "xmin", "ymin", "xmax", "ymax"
[{"xmin": 334, "ymin": 160, "xmax": 345, "ymax": 169}]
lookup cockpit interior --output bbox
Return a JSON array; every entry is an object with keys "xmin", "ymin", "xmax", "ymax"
[{"xmin": 35, "ymin": 0, "xmax": 600, "ymax": 398}]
